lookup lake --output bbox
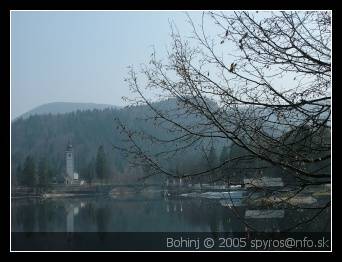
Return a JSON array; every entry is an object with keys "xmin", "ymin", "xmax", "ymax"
[{"xmin": 11, "ymin": 188, "xmax": 330, "ymax": 233}]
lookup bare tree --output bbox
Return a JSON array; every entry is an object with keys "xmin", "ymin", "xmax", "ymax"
[
  {"xmin": 114, "ymin": 11, "xmax": 331, "ymax": 231},
  {"xmin": 117, "ymin": 11, "xmax": 330, "ymax": 181}
]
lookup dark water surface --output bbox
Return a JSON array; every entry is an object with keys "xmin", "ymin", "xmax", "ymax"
[{"xmin": 11, "ymin": 189, "xmax": 330, "ymax": 233}]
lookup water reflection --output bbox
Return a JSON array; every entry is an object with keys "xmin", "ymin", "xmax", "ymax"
[
  {"xmin": 65, "ymin": 203, "xmax": 82, "ymax": 232},
  {"xmin": 11, "ymin": 191, "xmax": 330, "ymax": 233}
]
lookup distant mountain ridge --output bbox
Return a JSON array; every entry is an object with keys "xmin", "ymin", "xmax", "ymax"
[{"xmin": 15, "ymin": 102, "xmax": 119, "ymax": 120}]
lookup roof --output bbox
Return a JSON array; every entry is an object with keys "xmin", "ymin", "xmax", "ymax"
[{"xmin": 66, "ymin": 143, "xmax": 73, "ymax": 151}]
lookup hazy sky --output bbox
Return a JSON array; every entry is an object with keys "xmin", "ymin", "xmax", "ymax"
[{"xmin": 11, "ymin": 11, "xmax": 213, "ymax": 119}]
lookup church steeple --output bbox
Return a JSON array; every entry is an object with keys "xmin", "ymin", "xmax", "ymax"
[
  {"xmin": 66, "ymin": 141, "xmax": 73, "ymax": 151},
  {"xmin": 65, "ymin": 142, "xmax": 74, "ymax": 183}
]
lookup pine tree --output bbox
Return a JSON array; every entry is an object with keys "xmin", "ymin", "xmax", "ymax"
[
  {"xmin": 15, "ymin": 163, "xmax": 22, "ymax": 186},
  {"xmin": 219, "ymin": 146, "xmax": 229, "ymax": 164},
  {"xmin": 208, "ymin": 146, "xmax": 218, "ymax": 167},
  {"xmin": 46, "ymin": 167, "xmax": 54, "ymax": 185},
  {"xmin": 38, "ymin": 157, "xmax": 48, "ymax": 187},
  {"xmin": 219, "ymin": 145, "xmax": 230, "ymax": 177},
  {"xmin": 83, "ymin": 158, "xmax": 95, "ymax": 185},
  {"xmin": 207, "ymin": 145, "xmax": 218, "ymax": 183},
  {"xmin": 22, "ymin": 156, "xmax": 36, "ymax": 187},
  {"xmin": 96, "ymin": 145, "xmax": 107, "ymax": 183}
]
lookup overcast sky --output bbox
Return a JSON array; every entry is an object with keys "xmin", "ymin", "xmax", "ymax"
[{"xmin": 11, "ymin": 11, "xmax": 215, "ymax": 119}]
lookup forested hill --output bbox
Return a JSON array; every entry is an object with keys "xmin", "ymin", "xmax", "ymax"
[
  {"xmin": 14, "ymin": 102, "xmax": 118, "ymax": 120},
  {"xmin": 11, "ymin": 99, "xmax": 229, "ymax": 184}
]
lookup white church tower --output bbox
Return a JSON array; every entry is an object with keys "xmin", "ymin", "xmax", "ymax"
[{"xmin": 65, "ymin": 143, "xmax": 74, "ymax": 184}]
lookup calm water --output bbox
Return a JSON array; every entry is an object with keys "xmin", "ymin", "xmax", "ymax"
[{"xmin": 11, "ymin": 189, "xmax": 330, "ymax": 233}]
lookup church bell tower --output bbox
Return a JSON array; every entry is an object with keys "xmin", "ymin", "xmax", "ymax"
[{"xmin": 65, "ymin": 143, "xmax": 74, "ymax": 183}]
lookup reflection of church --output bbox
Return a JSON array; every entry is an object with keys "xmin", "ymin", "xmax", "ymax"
[
  {"xmin": 64, "ymin": 143, "xmax": 79, "ymax": 184},
  {"xmin": 66, "ymin": 201, "xmax": 85, "ymax": 232}
]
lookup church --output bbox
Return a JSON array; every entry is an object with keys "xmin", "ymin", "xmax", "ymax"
[{"xmin": 64, "ymin": 143, "xmax": 79, "ymax": 184}]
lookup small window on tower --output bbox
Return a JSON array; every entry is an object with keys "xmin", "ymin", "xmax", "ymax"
[{"xmin": 68, "ymin": 153, "xmax": 71, "ymax": 157}]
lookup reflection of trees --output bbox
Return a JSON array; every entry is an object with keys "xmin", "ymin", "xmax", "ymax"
[
  {"xmin": 12, "ymin": 195, "xmax": 330, "ymax": 233},
  {"xmin": 79, "ymin": 201, "xmax": 97, "ymax": 230},
  {"xmin": 96, "ymin": 206, "xmax": 111, "ymax": 232},
  {"xmin": 37, "ymin": 202, "xmax": 48, "ymax": 231},
  {"xmin": 20, "ymin": 204, "xmax": 37, "ymax": 232},
  {"xmin": 180, "ymin": 200, "xmax": 245, "ymax": 232},
  {"xmin": 283, "ymin": 207, "xmax": 330, "ymax": 232},
  {"xmin": 13, "ymin": 199, "xmax": 79, "ymax": 232},
  {"xmin": 241, "ymin": 203, "xmax": 330, "ymax": 232},
  {"xmin": 144, "ymin": 201, "xmax": 153, "ymax": 215},
  {"xmin": 208, "ymin": 206, "xmax": 220, "ymax": 234}
]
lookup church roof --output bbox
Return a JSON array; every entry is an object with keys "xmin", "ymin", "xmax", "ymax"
[{"xmin": 66, "ymin": 143, "xmax": 73, "ymax": 151}]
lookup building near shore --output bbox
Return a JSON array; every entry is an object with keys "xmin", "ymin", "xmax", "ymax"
[{"xmin": 243, "ymin": 177, "xmax": 284, "ymax": 188}]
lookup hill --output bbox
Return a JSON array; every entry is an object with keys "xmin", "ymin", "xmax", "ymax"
[
  {"xmin": 15, "ymin": 102, "xmax": 118, "ymax": 120},
  {"xmin": 11, "ymin": 99, "xmax": 227, "ymax": 184}
]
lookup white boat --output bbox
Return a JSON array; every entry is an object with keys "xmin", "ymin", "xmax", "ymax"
[
  {"xmin": 219, "ymin": 199, "xmax": 244, "ymax": 207},
  {"xmin": 245, "ymin": 209, "xmax": 285, "ymax": 219}
]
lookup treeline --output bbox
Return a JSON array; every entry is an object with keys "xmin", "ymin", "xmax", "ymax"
[
  {"xmin": 14, "ymin": 145, "xmax": 112, "ymax": 187},
  {"xmin": 11, "ymin": 99, "xmax": 329, "ymax": 187},
  {"xmin": 15, "ymin": 156, "xmax": 54, "ymax": 187}
]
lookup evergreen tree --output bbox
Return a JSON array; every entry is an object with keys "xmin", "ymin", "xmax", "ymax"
[
  {"xmin": 22, "ymin": 156, "xmax": 36, "ymax": 187},
  {"xmin": 219, "ymin": 146, "xmax": 229, "ymax": 164},
  {"xmin": 207, "ymin": 145, "xmax": 218, "ymax": 183},
  {"xmin": 37, "ymin": 157, "xmax": 48, "ymax": 187},
  {"xmin": 228, "ymin": 142, "xmax": 254, "ymax": 181},
  {"xmin": 83, "ymin": 158, "xmax": 95, "ymax": 185},
  {"xmin": 15, "ymin": 163, "xmax": 22, "ymax": 186},
  {"xmin": 46, "ymin": 167, "xmax": 54, "ymax": 184},
  {"xmin": 219, "ymin": 145, "xmax": 230, "ymax": 177},
  {"xmin": 96, "ymin": 145, "xmax": 107, "ymax": 183},
  {"xmin": 208, "ymin": 146, "xmax": 217, "ymax": 167}
]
